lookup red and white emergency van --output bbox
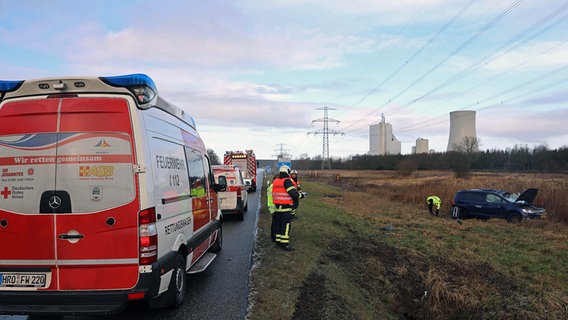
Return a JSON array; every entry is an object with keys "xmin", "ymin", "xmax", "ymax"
[
  {"xmin": 0, "ymin": 74, "xmax": 223, "ymax": 315},
  {"xmin": 212, "ymin": 165, "xmax": 248, "ymax": 220}
]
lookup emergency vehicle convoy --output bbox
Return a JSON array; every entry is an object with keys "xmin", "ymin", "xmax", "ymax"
[
  {"xmin": 223, "ymin": 150, "xmax": 257, "ymax": 192},
  {"xmin": 212, "ymin": 165, "xmax": 248, "ymax": 220},
  {"xmin": 0, "ymin": 74, "xmax": 224, "ymax": 315}
]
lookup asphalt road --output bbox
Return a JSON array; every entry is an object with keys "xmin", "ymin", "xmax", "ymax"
[{"xmin": 1, "ymin": 171, "xmax": 264, "ymax": 320}]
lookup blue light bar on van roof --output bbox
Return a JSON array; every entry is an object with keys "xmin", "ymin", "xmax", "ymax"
[
  {"xmin": 0, "ymin": 80, "xmax": 24, "ymax": 93},
  {"xmin": 100, "ymin": 74, "xmax": 157, "ymax": 104}
]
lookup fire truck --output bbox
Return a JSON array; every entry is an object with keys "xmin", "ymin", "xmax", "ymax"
[{"xmin": 223, "ymin": 150, "xmax": 257, "ymax": 192}]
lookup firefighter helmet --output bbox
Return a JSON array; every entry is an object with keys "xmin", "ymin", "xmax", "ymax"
[{"xmin": 279, "ymin": 165, "xmax": 291, "ymax": 175}]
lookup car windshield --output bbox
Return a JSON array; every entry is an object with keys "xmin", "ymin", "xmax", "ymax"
[{"xmin": 503, "ymin": 192, "xmax": 519, "ymax": 202}]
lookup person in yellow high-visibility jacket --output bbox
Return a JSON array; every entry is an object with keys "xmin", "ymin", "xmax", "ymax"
[
  {"xmin": 427, "ymin": 195, "xmax": 442, "ymax": 216},
  {"xmin": 266, "ymin": 174, "xmax": 278, "ymax": 241}
]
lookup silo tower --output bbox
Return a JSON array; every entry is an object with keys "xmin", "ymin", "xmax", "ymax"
[{"xmin": 447, "ymin": 110, "xmax": 477, "ymax": 152}]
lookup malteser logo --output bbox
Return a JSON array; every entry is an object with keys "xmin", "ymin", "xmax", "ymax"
[{"xmin": 79, "ymin": 166, "xmax": 114, "ymax": 177}]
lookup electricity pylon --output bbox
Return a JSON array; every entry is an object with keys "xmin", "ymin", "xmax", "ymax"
[
  {"xmin": 273, "ymin": 143, "xmax": 290, "ymax": 158},
  {"xmin": 308, "ymin": 106, "xmax": 344, "ymax": 169}
]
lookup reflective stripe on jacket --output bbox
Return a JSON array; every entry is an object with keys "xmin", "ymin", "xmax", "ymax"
[{"xmin": 292, "ymin": 177, "xmax": 299, "ymax": 186}]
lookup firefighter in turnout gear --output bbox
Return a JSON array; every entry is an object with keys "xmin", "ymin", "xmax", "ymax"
[
  {"xmin": 289, "ymin": 169, "xmax": 303, "ymax": 219},
  {"xmin": 290, "ymin": 169, "xmax": 301, "ymax": 191},
  {"xmin": 272, "ymin": 165, "xmax": 304, "ymax": 251}
]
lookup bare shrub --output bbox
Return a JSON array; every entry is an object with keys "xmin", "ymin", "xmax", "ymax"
[{"xmin": 396, "ymin": 158, "xmax": 416, "ymax": 176}]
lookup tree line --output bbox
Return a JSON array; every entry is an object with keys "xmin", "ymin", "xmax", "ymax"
[{"xmin": 292, "ymin": 144, "xmax": 568, "ymax": 175}]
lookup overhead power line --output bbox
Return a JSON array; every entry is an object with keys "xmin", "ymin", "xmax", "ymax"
[
  {"xmin": 343, "ymin": 0, "xmax": 525, "ymax": 135},
  {"xmin": 401, "ymin": 1, "xmax": 568, "ymax": 111},
  {"xmin": 337, "ymin": 0, "xmax": 476, "ymax": 119},
  {"xmin": 308, "ymin": 107, "xmax": 344, "ymax": 169},
  {"xmin": 272, "ymin": 143, "xmax": 290, "ymax": 158}
]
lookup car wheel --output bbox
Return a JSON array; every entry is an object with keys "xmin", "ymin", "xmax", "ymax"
[
  {"xmin": 453, "ymin": 207, "xmax": 468, "ymax": 219},
  {"xmin": 244, "ymin": 201, "xmax": 248, "ymax": 212},
  {"xmin": 507, "ymin": 212, "xmax": 523, "ymax": 223},
  {"xmin": 171, "ymin": 253, "xmax": 187, "ymax": 308},
  {"xmin": 209, "ymin": 224, "xmax": 223, "ymax": 253}
]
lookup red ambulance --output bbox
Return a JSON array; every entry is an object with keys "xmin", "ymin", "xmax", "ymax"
[{"xmin": 0, "ymin": 74, "xmax": 223, "ymax": 315}]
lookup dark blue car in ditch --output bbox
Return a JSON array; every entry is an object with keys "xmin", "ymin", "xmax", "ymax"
[{"xmin": 451, "ymin": 188, "xmax": 546, "ymax": 223}]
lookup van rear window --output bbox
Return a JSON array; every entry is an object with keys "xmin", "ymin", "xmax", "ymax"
[
  {"xmin": 0, "ymin": 132, "xmax": 135, "ymax": 214},
  {"xmin": 0, "ymin": 97, "xmax": 136, "ymax": 214}
]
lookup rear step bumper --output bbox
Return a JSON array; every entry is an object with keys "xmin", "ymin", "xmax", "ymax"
[
  {"xmin": 188, "ymin": 252, "xmax": 217, "ymax": 274},
  {"xmin": 0, "ymin": 262, "xmax": 162, "ymax": 316},
  {"xmin": 0, "ymin": 289, "xmax": 143, "ymax": 315}
]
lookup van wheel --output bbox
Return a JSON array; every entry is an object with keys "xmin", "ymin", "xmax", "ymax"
[
  {"xmin": 244, "ymin": 201, "xmax": 248, "ymax": 212},
  {"xmin": 171, "ymin": 253, "xmax": 187, "ymax": 308},
  {"xmin": 507, "ymin": 212, "xmax": 523, "ymax": 223},
  {"xmin": 210, "ymin": 224, "xmax": 223, "ymax": 253},
  {"xmin": 237, "ymin": 199, "xmax": 245, "ymax": 220}
]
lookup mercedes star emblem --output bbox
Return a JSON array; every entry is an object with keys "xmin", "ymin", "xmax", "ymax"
[{"xmin": 49, "ymin": 195, "xmax": 62, "ymax": 209}]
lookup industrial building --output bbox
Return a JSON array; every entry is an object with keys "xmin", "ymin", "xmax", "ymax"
[
  {"xmin": 368, "ymin": 114, "xmax": 401, "ymax": 155},
  {"xmin": 366, "ymin": 110, "xmax": 477, "ymax": 155},
  {"xmin": 413, "ymin": 138, "xmax": 429, "ymax": 154}
]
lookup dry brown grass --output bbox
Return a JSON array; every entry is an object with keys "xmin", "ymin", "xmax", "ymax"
[
  {"xmin": 249, "ymin": 171, "xmax": 568, "ymax": 319},
  {"xmin": 302, "ymin": 170, "xmax": 568, "ymax": 318},
  {"xmin": 305, "ymin": 170, "xmax": 568, "ymax": 224}
]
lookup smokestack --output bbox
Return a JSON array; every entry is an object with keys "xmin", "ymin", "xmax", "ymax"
[{"xmin": 447, "ymin": 110, "xmax": 477, "ymax": 152}]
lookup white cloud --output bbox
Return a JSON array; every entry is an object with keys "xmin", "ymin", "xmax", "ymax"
[
  {"xmin": 484, "ymin": 41, "xmax": 568, "ymax": 72},
  {"xmin": 2, "ymin": 0, "xmax": 568, "ymax": 159}
]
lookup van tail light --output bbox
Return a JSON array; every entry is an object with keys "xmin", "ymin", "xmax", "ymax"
[
  {"xmin": 236, "ymin": 187, "xmax": 242, "ymax": 198},
  {"xmin": 139, "ymin": 207, "xmax": 157, "ymax": 265}
]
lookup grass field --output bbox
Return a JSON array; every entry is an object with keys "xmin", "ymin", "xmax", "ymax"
[{"xmin": 246, "ymin": 170, "xmax": 568, "ymax": 320}]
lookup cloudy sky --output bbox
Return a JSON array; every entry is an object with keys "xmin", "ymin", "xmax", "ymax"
[{"xmin": 1, "ymin": 0, "xmax": 567, "ymax": 159}]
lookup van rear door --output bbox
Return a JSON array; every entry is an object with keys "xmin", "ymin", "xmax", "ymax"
[
  {"xmin": 0, "ymin": 99, "xmax": 59, "ymax": 291},
  {"xmin": 0, "ymin": 97, "xmax": 139, "ymax": 291}
]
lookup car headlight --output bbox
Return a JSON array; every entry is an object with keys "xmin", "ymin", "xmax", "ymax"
[{"xmin": 521, "ymin": 207, "xmax": 545, "ymax": 215}]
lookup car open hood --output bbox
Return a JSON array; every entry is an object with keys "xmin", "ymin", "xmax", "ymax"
[{"xmin": 516, "ymin": 188, "xmax": 538, "ymax": 204}]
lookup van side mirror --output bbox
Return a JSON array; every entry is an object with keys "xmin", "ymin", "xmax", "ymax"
[{"xmin": 215, "ymin": 175, "xmax": 227, "ymax": 192}]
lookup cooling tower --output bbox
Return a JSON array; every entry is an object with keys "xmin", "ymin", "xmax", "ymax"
[{"xmin": 447, "ymin": 110, "xmax": 477, "ymax": 152}]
